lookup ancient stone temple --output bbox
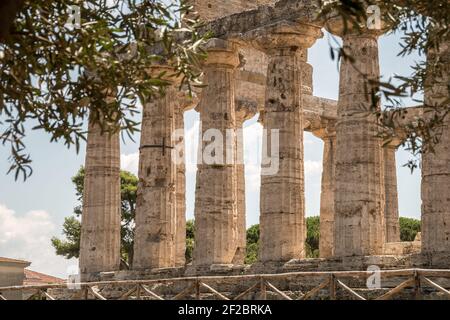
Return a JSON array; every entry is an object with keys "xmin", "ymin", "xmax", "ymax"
[{"xmin": 78, "ymin": 0, "xmax": 450, "ymax": 280}]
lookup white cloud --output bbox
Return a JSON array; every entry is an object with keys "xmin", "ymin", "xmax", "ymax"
[
  {"xmin": 243, "ymin": 121, "xmax": 264, "ymax": 166},
  {"xmin": 0, "ymin": 204, "xmax": 76, "ymax": 279},
  {"xmin": 245, "ymin": 163, "xmax": 261, "ymax": 193},
  {"xmin": 305, "ymin": 160, "xmax": 323, "ymax": 176},
  {"xmin": 121, "ymin": 152, "xmax": 139, "ymax": 175},
  {"xmin": 185, "ymin": 118, "xmax": 200, "ymax": 169}
]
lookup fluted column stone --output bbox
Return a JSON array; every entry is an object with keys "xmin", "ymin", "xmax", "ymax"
[
  {"xmin": 331, "ymin": 29, "xmax": 386, "ymax": 257},
  {"xmin": 384, "ymin": 140, "xmax": 401, "ymax": 243},
  {"xmin": 133, "ymin": 68, "xmax": 180, "ymax": 270},
  {"xmin": 174, "ymin": 93, "xmax": 199, "ymax": 267},
  {"xmin": 422, "ymin": 41, "xmax": 450, "ymax": 253},
  {"xmin": 233, "ymin": 101, "xmax": 258, "ymax": 264},
  {"xmin": 79, "ymin": 112, "xmax": 121, "ymax": 275},
  {"xmin": 174, "ymin": 105, "xmax": 186, "ymax": 267},
  {"xmin": 193, "ymin": 39, "xmax": 240, "ymax": 266},
  {"xmin": 313, "ymin": 122, "xmax": 337, "ymax": 258},
  {"xmin": 248, "ymin": 22, "xmax": 322, "ymax": 262}
]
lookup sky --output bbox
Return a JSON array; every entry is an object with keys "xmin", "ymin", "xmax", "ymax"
[{"xmin": 0, "ymin": 30, "xmax": 423, "ymax": 278}]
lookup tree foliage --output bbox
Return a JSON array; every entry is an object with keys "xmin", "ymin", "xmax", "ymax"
[
  {"xmin": 245, "ymin": 218, "xmax": 321, "ymax": 263},
  {"xmin": 245, "ymin": 224, "xmax": 260, "ymax": 264},
  {"xmin": 0, "ymin": 0, "xmax": 207, "ymax": 180},
  {"xmin": 51, "ymin": 216, "xmax": 81, "ymax": 259},
  {"xmin": 399, "ymin": 216, "xmax": 421, "ymax": 241},
  {"xmin": 1, "ymin": 0, "xmax": 448, "ymax": 180},
  {"xmin": 305, "ymin": 216, "xmax": 320, "ymax": 258},
  {"xmin": 185, "ymin": 219, "xmax": 195, "ymax": 263}
]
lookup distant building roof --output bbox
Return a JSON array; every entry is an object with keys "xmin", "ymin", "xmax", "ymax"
[
  {"xmin": 24, "ymin": 269, "xmax": 65, "ymax": 286},
  {"xmin": 0, "ymin": 257, "xmax": 31, "ymax": 266}
]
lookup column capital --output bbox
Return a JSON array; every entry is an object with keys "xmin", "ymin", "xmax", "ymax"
[
  {"xmin": 244, "ymin": 21, "xmax": 323, "ymax": 53},
  {"xmin": 204, "ymin": 38, "xmax": 240, "ymax": 68},
  {"xmin": 325, "ymin": 12, "xmax": 388, "ymax": 38},
  {"xmin": 235, "ymin": 99, "xmax": 258, "ymax": 125},
  {"xmin": 384, "ymin": 137, "xmax": 403, "ymax": 149},
  {"xmin": 176, "ymin": 90, "xmax": 199, "ymax": 113},
  {"xmin": 312, "ymin": 120, "xmax": 337, "ymax": 140}
]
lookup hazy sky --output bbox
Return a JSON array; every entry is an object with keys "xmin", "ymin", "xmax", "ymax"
[{"xmin": 0, "ymin": 30, "xmax": 423, "ymax": 278}]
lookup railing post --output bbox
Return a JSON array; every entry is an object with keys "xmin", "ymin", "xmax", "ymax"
[
  {"xmin": 136, "ymin": 284, "xmax": 141, "ymax": 300},
  {"xmin": 414, "ymin": 270, "xmax": 422, "ymax": 300},
  {"xmin": 195, "ymin": 279, "xmax": 201, "ymax": 300},
  {"xmin": 83, "ymin": 286, "xmax": 89, "ymax": 300},
  {"xmin": 260, "ymin": 277, "xmax": 267, "ymax": 300},
  {"xmin": 329, "ymin": 274, "xmax": 336, "ymax": 300}
]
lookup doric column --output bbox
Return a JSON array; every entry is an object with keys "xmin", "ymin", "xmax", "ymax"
[
  {"xmin": 422, "ymin": 41, "xmax": 450, "ymax": 253},
  {"xmin": 133, "ymin": 68, "xmax": 179, "ymax": 270},
  {"xmin": 384, "ymin": 140, "xmax": 401, "ymax": 243},
  {"xmin": 174, "ymin": 93, "xmax": 199, "ymax": 267},
  {"xmin": 249, "ymin": 22, "xmax": 322, "ymax": 262},
  {"xmin": 233, "ymin": 100, "xmax": 258, "ymax": 264},
  {"xmin": 174, "ymin": 105, "xmax": 186, "ymax": 267},
  {"xmin": 331, "ymin": 29, "xmax": 386, "ymax": 256},
  {"xmin": 79, "ymin": 112, "xmax": 121, "ymax": 275},
  {"xmin": 234, "ymin": 116, "xmax": 246, "ymax": 264},
  {"xmin": 313, "ymin": 122, "xmax": 337, "ymax": 258},
  {"xmin": 193, "ymin": 39, "xmax": 240, "ymax": 266}
]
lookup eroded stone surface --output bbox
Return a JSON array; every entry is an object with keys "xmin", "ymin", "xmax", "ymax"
[
  {"xmin": 332, "ymin": 33, "xmax": 386, "ymax": 257},
  {"xmin": 313, "ymin": 123, "xmax": 337, "ymax": 258},
  {"xmin": 233, "ymin": 102, "xmax": 257, "ymax": 264},
  {"xmin": 254, "ymin": 23, "xmax": 322, "ymax": 263},
  {"xmin": 174, "ymin": 105, "xmax": 187, "ymax": 267},
  {"xmin": 133, "ymin": 75, "xmax": 179, "ymax": 270},
  {"xmin": 80, "ymin": 114, "xmax": 121, "ymax": 275},
  {"xmin": 422, "ymin": 42, "xmax": 450, "ymax": 253},
  {"xmin": 193, "ymin": 39, "xmax": 240, "ymax": 266},
  {"xmin": 384, "ymin": 141, "xmax": 401, "ymax": 243}
]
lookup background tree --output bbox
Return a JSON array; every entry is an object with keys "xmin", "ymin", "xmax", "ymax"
[
  {"xmin": 245, "ymin": 224, "xmax": 260, "ymax": 264},
  {"xmin": 185, "ymin": 219, "xmax": 195, "ymax": 263},
  {"xmin": 245, "ymin": 218, "xmax": 321, "ymax": 263},
  {"xmin": 0, "ymin": 0, "xmax": 206, "ymax": 180},
  {"xmin": 399, "ymin": 217, "xmax": 421, "ymax": 241},
  {"xmin": 52, "ymin": 167, "xmax": 138, "ymax": 268},
  {"xmin": 305, "ymin": 216, "xmax": 320, "ymax": 258},
  {"xmin": 51, "ymin": 216, "xmax": 81, "ymax": 260},
  {"xmin": 0, "ymin": 1, "xmax": 24, "ymax": 41}
]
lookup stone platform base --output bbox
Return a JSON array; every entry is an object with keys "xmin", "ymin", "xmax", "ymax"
[
  {"xmin": 81, "ymin": 252, "xmax": 450, "ymax": 283},
  {"xmin": 384, "ymin": 241, "xmax": 421, "ymax": 255},
  {"xmin": 42, "ymin": 252, "xmax": 450, "ymax": 300},
  {"xmin": 282, "ymin": 252, "xmax": 450, "ymax": 273}
]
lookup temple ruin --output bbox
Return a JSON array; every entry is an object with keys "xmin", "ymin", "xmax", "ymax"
[{"xmin": 77, "ymin": 0, "xmax": 450, "ymax": 280}]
